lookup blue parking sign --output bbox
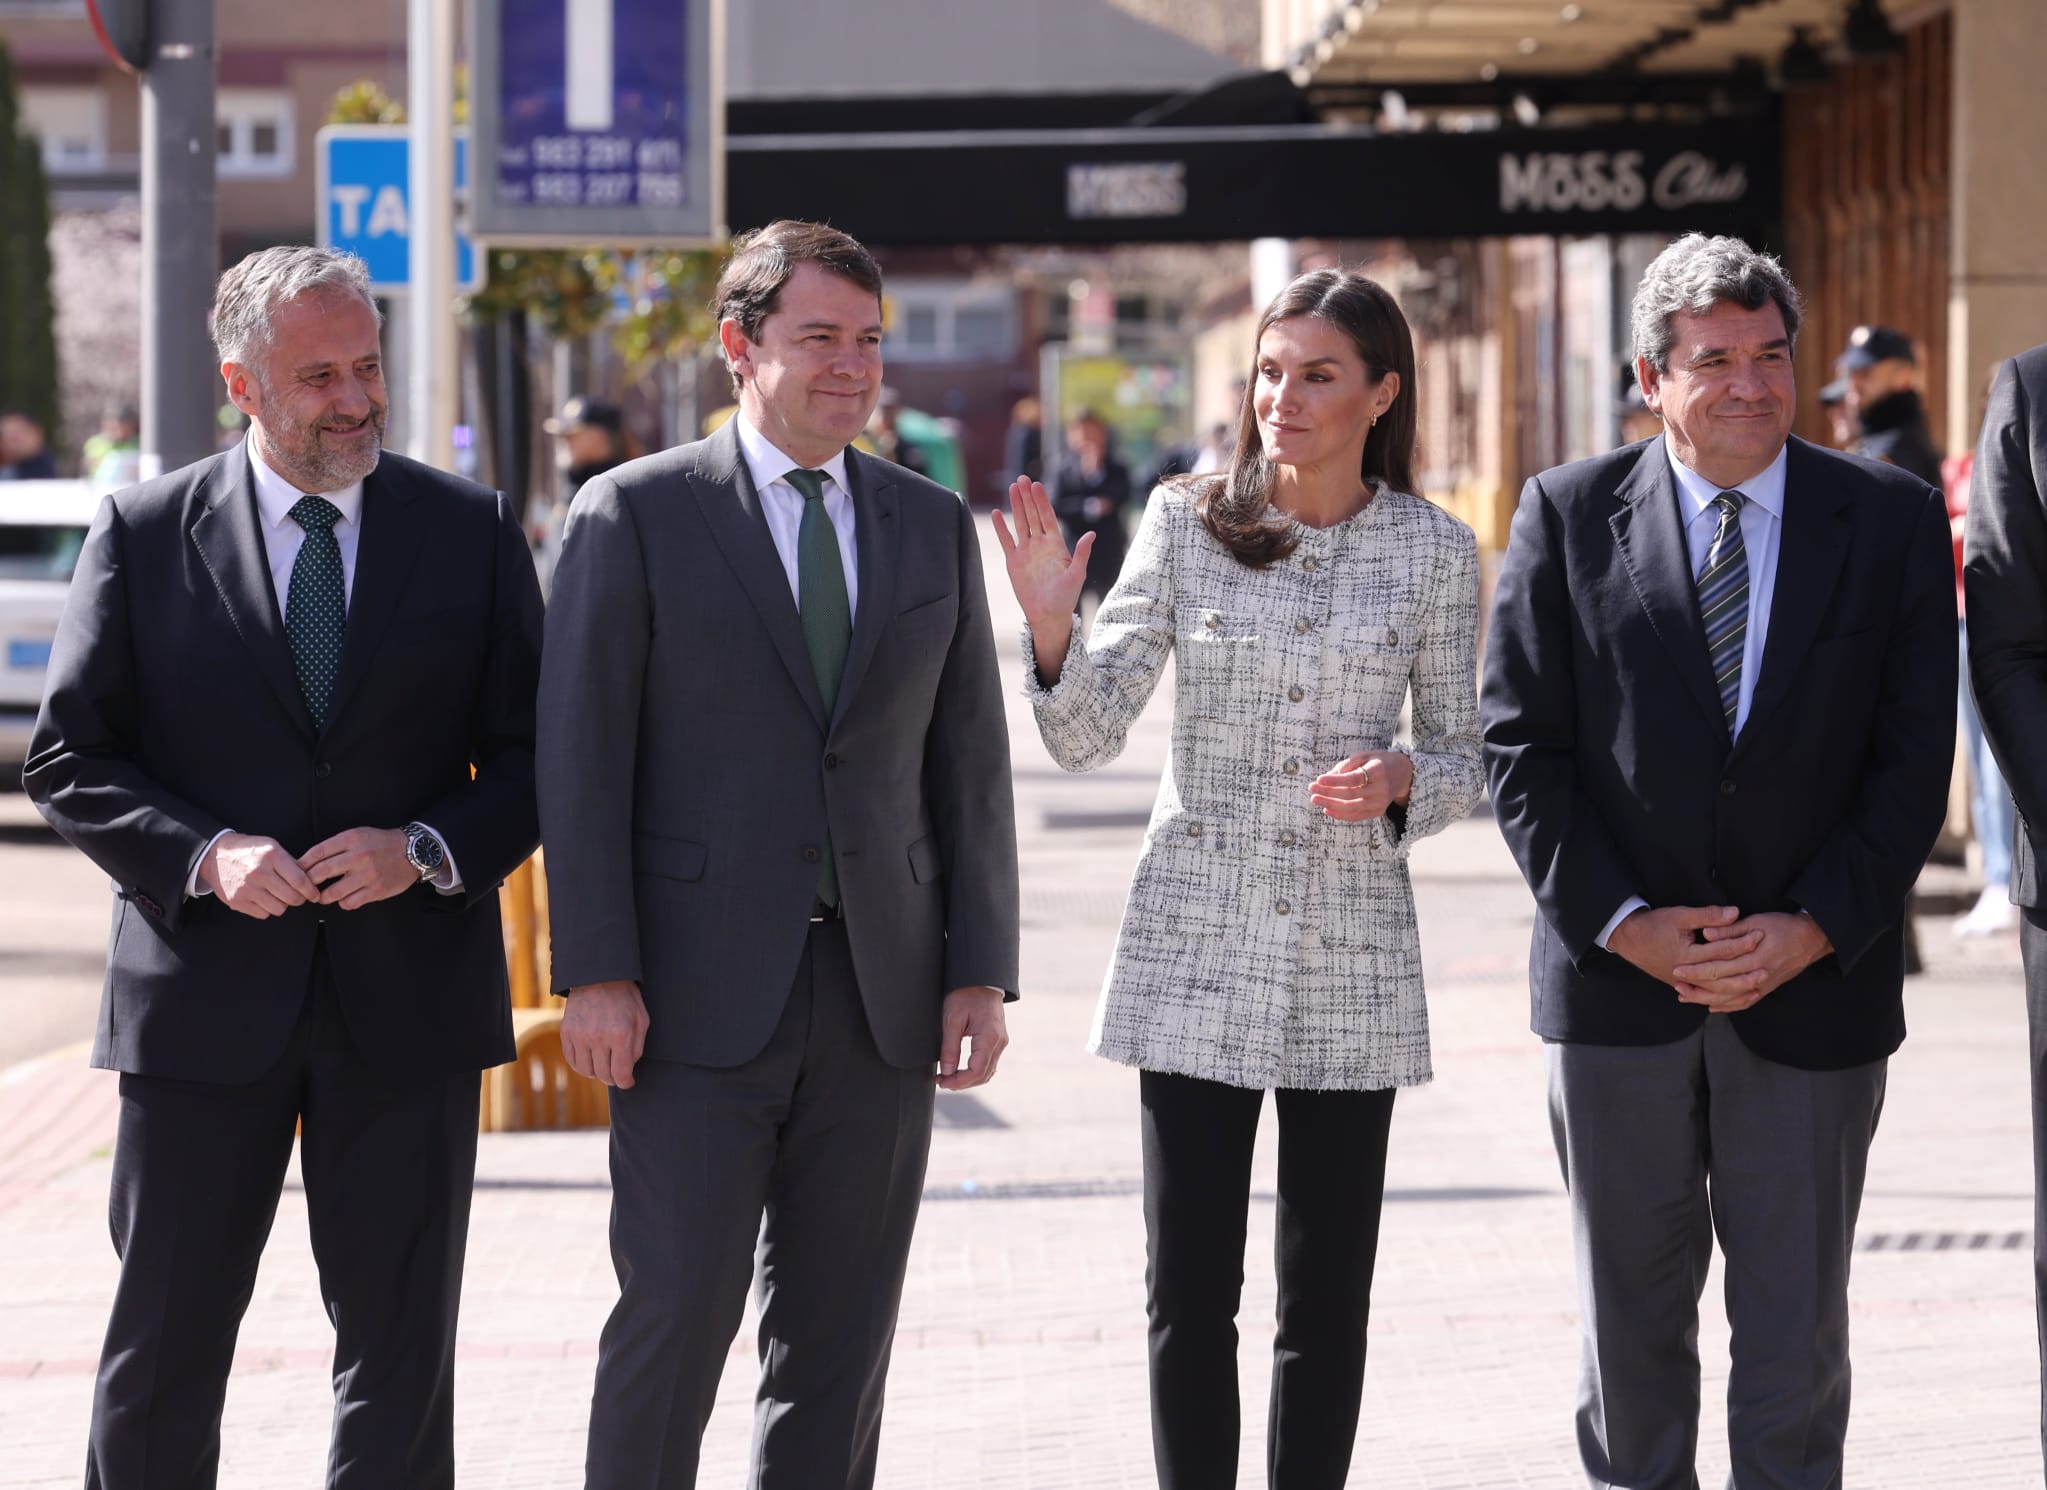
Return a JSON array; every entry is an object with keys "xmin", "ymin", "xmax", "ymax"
[{"xmin": 316, "ymin": 125, "xmax": 485, "ymax": 294}]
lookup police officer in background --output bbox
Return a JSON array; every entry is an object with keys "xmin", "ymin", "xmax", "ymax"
[{"xmin": 1839, "ymin": 324, "xmax": 1944, "ymax": 486}]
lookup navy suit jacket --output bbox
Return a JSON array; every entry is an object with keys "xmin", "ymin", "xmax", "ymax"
[
  {"xmin": 1481, "ymin": 435, "xmax": 1955, "ymax": 1070},
  {"xmin": 26, "ymin": 444, "xmax": 544, "ymax": 1082}
]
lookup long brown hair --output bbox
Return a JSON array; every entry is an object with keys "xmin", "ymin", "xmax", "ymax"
[{"xmin": 1193, "ymin": 268, "xmax": 1420, "ymax": 567}]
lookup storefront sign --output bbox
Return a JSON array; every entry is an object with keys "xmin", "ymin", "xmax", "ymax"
[
  {"xmin": 726, "ymin": 120, "xmax": 1781, "ymax": 247},
  {"xmin": 1499, "ymin": 148, "xmax": 1750, "ymax": 216},
  {"xmin": 1067, "ymin": 162, "xmax": 1188, "ymax": 220}
]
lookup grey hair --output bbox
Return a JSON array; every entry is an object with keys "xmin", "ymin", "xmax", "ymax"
[
  {"xmin": 1630, "ymin": 233, "xmax": 1804, "ymax": 373},
  {"xmin": 210, "ymin": 246, "xmax": 382, "ymax": 369}
]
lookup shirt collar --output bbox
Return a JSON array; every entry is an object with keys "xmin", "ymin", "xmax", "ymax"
[
  {"xmin": 246, "ymin": 436, "xmax": 365, "ymax": 530},
  {"xmin": 733, "ymin": 411, "xmax": 852, "ymax": 500},
  {"xmin": 1662, "ymin": 434, "xmax": 1788, "ymax": 524}
]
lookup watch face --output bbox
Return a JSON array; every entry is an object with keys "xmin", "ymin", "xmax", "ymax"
[{"xmin": 412, "ymin": 832, "xmax": 446, "ymax": 872}]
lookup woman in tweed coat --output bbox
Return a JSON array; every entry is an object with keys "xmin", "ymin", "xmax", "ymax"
[{"xmin": 995, "ymin": 269, "xmax": 1481, "ymax": 1487}]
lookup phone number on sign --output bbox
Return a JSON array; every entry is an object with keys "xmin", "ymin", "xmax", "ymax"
[{"xmin": 528, "ymin": 172, "xmax": 685, "ymax": 206}]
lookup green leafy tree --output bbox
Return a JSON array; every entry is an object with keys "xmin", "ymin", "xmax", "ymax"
[{"xmin": 0, "ymin": 40, "xmax": 61, "ymax": 451}]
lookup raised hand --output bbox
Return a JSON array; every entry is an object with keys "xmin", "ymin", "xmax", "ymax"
[
  {"xmin": 992, "ymin": 476, "xmax": 1094, "ymax": 687},
  {"xmin": 992, "ymin": 476, "xmax": 1093, "ymax": 626}
]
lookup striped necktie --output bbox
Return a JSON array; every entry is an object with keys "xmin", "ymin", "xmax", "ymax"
[{"xmin": 1696, "ymin": 490, "xmax": 1750, "ymax": 734}]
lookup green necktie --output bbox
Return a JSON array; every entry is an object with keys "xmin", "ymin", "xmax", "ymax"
[
  {"xmin": 785, "ymin": 467, "xmax": 850, "ymax": 905},
  {"xmin": 285, "ymin": 495, "xmax": 347, "ymax": 731}
]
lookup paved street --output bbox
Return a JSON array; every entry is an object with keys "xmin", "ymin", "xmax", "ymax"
[{"xmin": 0, "ymin": 522, "xmax": 2037, "ymax": 1487}]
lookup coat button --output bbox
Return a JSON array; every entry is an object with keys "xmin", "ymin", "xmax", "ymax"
[
  {"xmin": 1279, "ymin": 829, "xmax": 1297, "ymax": 847},
  {"xmin": 1720, "ymin": 779, "xmax": 1737, "ymax": 796},
  {"xmin": 1282, "ymin": 757, "xmax": 1300, "ymax": 776},
  {"xmin": 1386, "ymin": 627, "xmax": 1399, "ymax": 646},
  {"xmin": 1302, "ymin": 557, "xmax": 1320, "ymax": 573},
  {"xmin": 1287, "ymin": 684, "xmax": 1305, "ymax": 703},
  {"xmin": 315, "ymin": 762, "xmax": 332, "ymax": 779},
  {"xmin": 1275, "ymin": 898, "xmax": 1292, "ymax": 916},
  {"xmin": 802, "ymin": 846, "xmax": 820, "ymax": 863},
  {"xmin": 1295, "ymin": 618, "xmax": 1311, "ymax": 634},
  {"xmin": 1186, "ymin": 821, "xmax": 1203, "ymax": 838},
  {"xmin": 824, "ymin": 752, "xmax": 839, "ymax": 770},
  {"xmin": 1205, "ymin": 613, "xmax": 1220, "ymax": 629}
]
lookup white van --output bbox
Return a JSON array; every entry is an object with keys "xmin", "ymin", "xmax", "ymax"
[{"xmin": 0, "ymin": 481, "xmax": 101, "ymax": 788}]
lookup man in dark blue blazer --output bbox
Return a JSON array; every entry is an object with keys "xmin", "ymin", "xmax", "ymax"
[
  {"xmin": 26, "ymin": 246, "xmax": 543, "ymax": 1489},
  {"xmin": 1482, "ymin": 234, "xmax": 1955, "ymax": 1489},
  {"xmin": 1964, "ymin": 338, "xmax": 2047, "ymax": 1479}
]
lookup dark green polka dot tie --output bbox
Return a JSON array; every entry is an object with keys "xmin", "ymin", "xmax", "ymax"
[
  {"xmin": 285, "ymin": 495, "xmax": 346, "ymax": 732},
  {"xmin": 785, "ymin": 468, "xmax": 849, "ymax": 907}
]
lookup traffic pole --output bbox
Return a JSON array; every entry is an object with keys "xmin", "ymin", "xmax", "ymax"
[
  {"xmin": 140, "ymin": 0, "xmax": 218, "ymax": 478},
  {"xmin": 407, "ymin": 0, "xmax": 458, "ymax": 470}
]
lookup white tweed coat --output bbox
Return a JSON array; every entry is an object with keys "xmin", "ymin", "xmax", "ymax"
[{"xmin": 1024, "ymin": 482, "xmax": 1482, "ymax": 1090}]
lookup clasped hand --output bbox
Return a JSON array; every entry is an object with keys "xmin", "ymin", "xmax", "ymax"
[
  {"xmin": 1609, "ymin": 904, "xmax": 1834, "ymax": 1013},
  {"xmin": 199, "ymin": 827, "xmax": 418, "ymax": 919},
  {"xmin": 1309, "ymin": 751, "xmax": 1412, "ymax": 823}
]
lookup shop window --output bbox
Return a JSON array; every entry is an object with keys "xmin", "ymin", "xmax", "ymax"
[
  {"xmin": 884, "ymin": 282, "xmax": 1019, "ymax": 364},
  {"xmin": 217, "ymin": 91, "xmax": 295, "ymax": 179}
]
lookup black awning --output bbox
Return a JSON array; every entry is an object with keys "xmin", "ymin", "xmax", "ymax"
[{"xmin": 726, "ymin": 119, "xmax": 1781, "ymax": 247}]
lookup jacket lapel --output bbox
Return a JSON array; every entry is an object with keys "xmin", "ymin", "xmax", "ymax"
[
  {"xmin": 830, "ymin": 450, "xmax": 899, "ymax": 730},
  {"xmin": 1736, "ymin": 437, "xmax": 1853, "ymax": 745},
  {"xmin": 322, "ymin": 456, "xmax": 430, "ymax": 733},
  {"xmin": 684, "ymin": 420, "xmax": 829, "ymax": 729},
  {"xmin": 1608, "ymin": 443, "xmax": 1730, "ymax": 742},
  {"xmin": 187, "ymin": 445, "xmax": 315, "ymax": 739}
]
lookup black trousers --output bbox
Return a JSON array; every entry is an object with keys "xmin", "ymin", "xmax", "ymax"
[
  {"xmin": 85, "ymin": 949, "xmax": 481, "ymax": 1490},
  {"xmin": 584, "ymin": 919, "xmax": 935, "ymax": 1490},
  {"xmin": 1139, "ymin": 1069, "xmax": 1397, "ymax": 1490}
]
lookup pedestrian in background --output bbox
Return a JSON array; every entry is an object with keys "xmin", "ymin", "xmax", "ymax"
[
  {"xmin": 866, "ymin": 384, "xmax": 929, "ymax": 477},
  {"xmin": 997, "ymin": 266, "xmax": 1481, "ymax": 1488},
  {"xmin": 539, "ymin": 219, "xmax": 1018, "ymax": 1490},
  {"xmin": 1819, "ymin": 373, "xmax": 1855, "ymax": 448},
  {"xmin": 25, "ymin": 245, "xmax": 544, "ymax": 1490},
  {"xmin": 1483, "ymin": 234, "xmax": 1955, "ymax": 1490},
  {"xmin": 1048, "ymin": 406, "xmax": 1134, "ymax": 615},
  {"xmin": 545, "ymin": 394, "xmax": 637, "ymax": 503},
  {"xmin": 1003, "ymin": 394, "xmax": 1044, "ymax": 485},
  {"xmin": 1840, "ymin": 323, "xmax": 1944, "ymax": 485},
  {"xmin": 86, "ymin": 403, "xmax": 142, "ymax": 486},
  {"xmin": 0, "ymin": 408, "xmax": 59, "ymax": 479},
  {"xmin": 1962, "ymin": 338, "xmax": 2047, "ymax": 1478}
]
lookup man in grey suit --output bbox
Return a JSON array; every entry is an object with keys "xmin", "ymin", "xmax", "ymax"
[
  {"xmin": 1963, "ymin": 339, "xmax": 2047, "ymax": 1479},
  {"xmin": 538, "ymin": 219, "xmax": 1019, "ymax": 1490}
]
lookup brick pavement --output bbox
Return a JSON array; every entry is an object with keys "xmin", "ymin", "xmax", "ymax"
[{"xmin": 0, "ymin": 523, "xmax": 2038, "ymax": 1487}]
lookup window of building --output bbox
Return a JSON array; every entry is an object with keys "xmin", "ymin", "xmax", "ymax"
[
  {"xmin": 20, "ymin": 86, "xmax": 107, "ymax": 172},
  {"xmin": 883, "ymin": 282, "xmax": 1019, "ymax": 364},
  {"xmin": 217, "ymin": 91, "xmax": 295, "ymax": 179}
]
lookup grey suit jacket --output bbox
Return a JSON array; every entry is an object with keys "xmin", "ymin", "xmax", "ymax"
[
  {"xmin": 537, "ymin": 418, "xmax": 1020, "ymax": 1069},
  {"xmin": 1966, "ymin": 341, "xmax": 2047, "ymax": 910}
]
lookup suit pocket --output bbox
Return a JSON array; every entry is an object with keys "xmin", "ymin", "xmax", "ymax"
[
  {"xmin": 633, "ymin": 832, "xmax": 707, "ymax": 882},
  {"xmin": 907, "ymin": 835, "xmax": 944, "ymax": 884},
  {"xmin": 1131, "ymin": 825, "xmax": 1236, "ymax": 938}
]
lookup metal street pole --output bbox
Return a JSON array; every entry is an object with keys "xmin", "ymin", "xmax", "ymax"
[
  {"xmin": 407, "ymin": 0, "xmax": 458, "ymax": 469},
  {"xmin": 140, "ymin": 0, "xmax": 218, "ymax": 479}
]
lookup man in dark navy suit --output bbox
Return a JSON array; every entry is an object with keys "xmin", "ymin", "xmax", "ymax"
[
  {"xmin": 27, "ymin": 246, "xmax": 543, "ymax": 1489},
  {"xmin": 1483, "ymin": 234, "xmax": 1955, "ymax": 1490},
  {"xmin": 1965, "ymin": 337, "xmax": 2047, "ymax": 1481}
]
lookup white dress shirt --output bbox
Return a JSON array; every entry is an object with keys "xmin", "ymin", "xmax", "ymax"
[
  {"xmin": 1596, "ymin": 437, "xmax": 1789, "ymax": 949},
  {"xmin": 732, "ymin": 412, "xmax": 859, "ymax": 620},
  {"xmin": 186, "ymin": 441, "xmax": 459, "ymax": 898}
]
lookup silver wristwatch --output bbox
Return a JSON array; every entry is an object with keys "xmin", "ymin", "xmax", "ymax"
[{"xmin": 403, "ymin": 822, "xmax": 447, "ymax": 881}]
